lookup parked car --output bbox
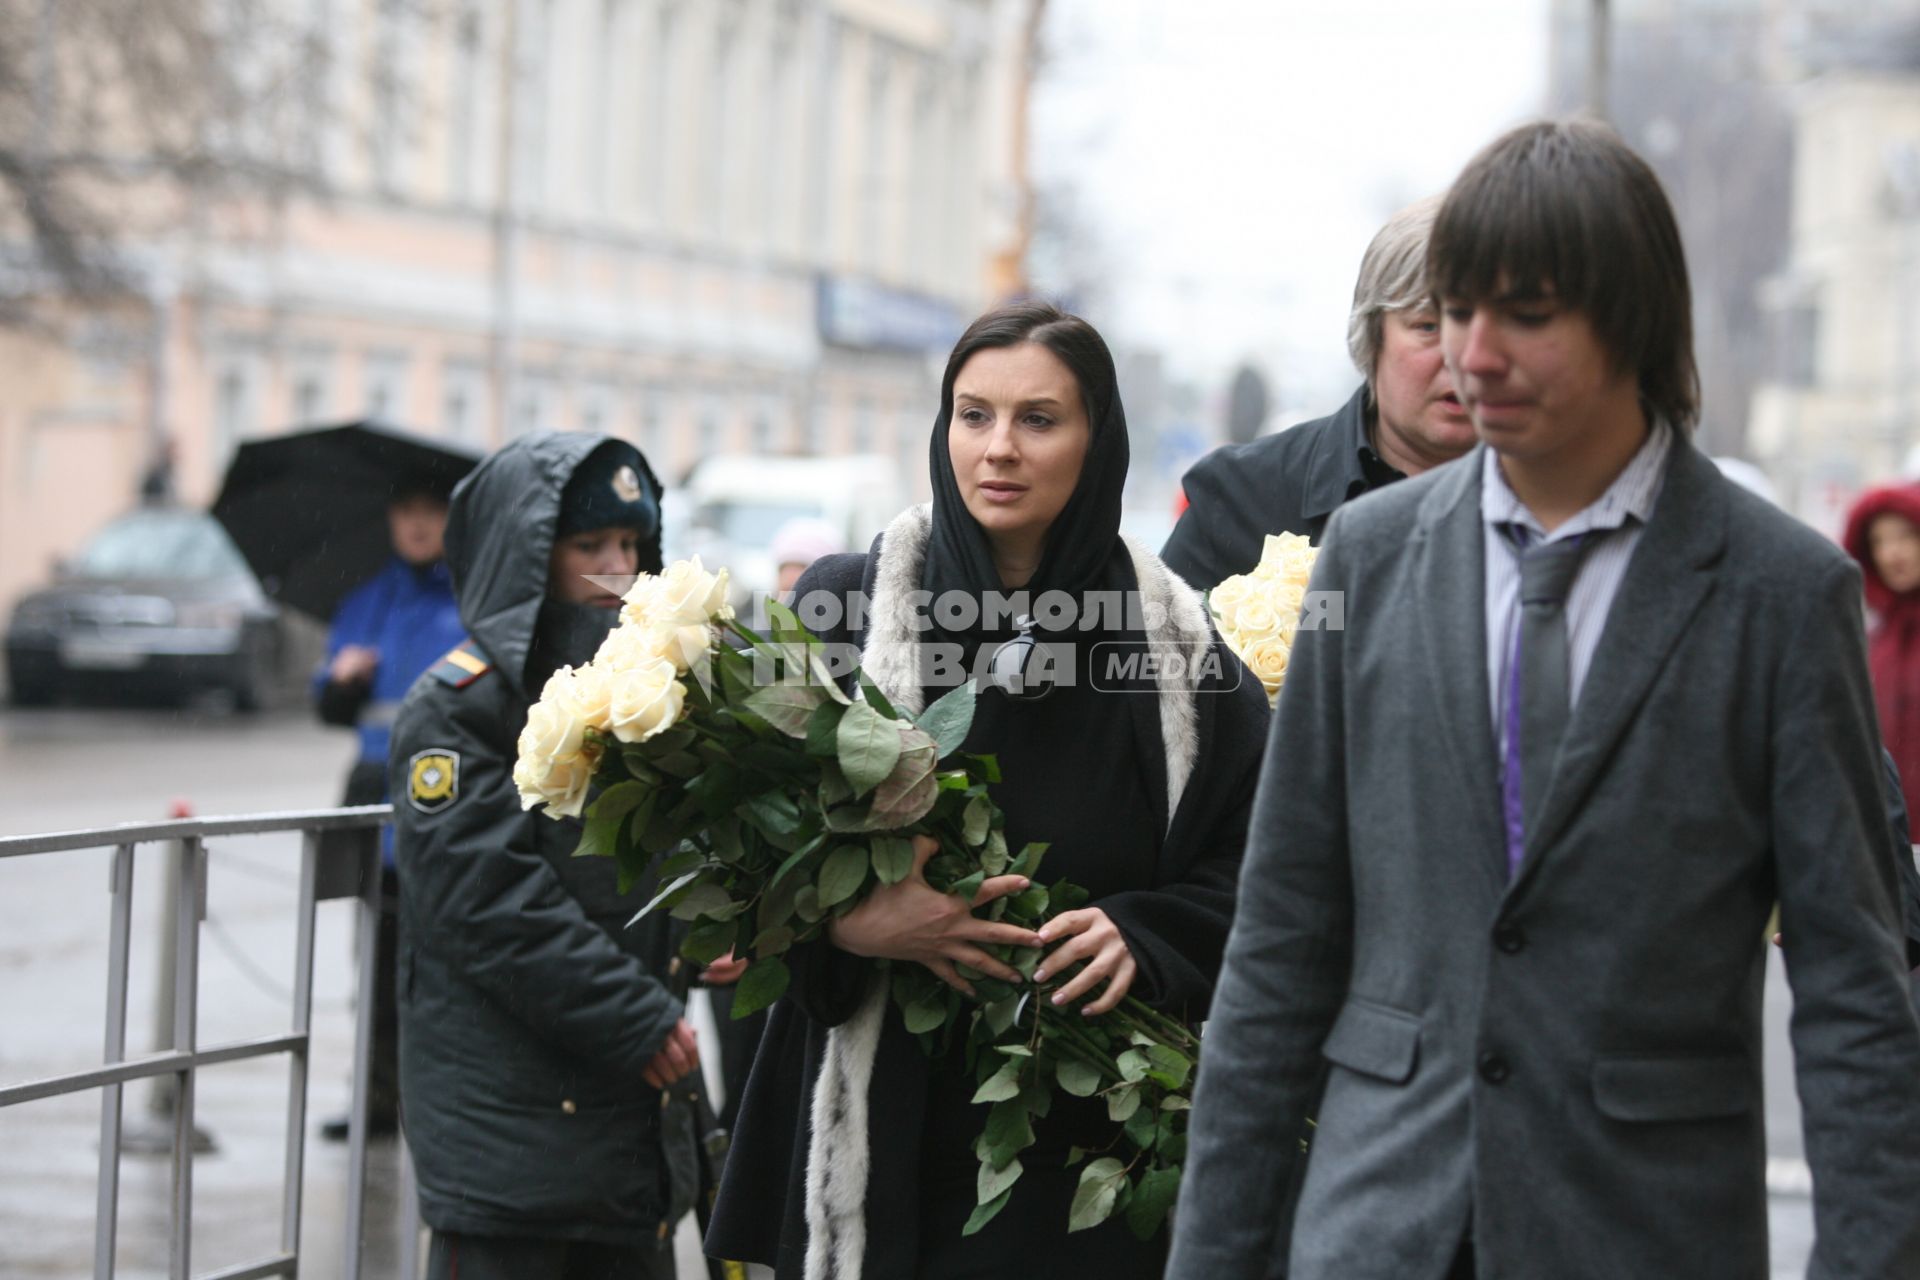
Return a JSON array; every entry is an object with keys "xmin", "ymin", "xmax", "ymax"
[{"xmin": 5, "ymin": 506, "xmax": 282, "ymax": 709}]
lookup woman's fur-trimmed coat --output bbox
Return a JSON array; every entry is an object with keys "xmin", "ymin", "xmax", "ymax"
[{"xmin": 705, "ymin": 505, "xmax": 1271, "ymax": 1279}]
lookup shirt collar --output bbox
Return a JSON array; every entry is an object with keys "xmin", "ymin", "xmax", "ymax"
[
  {"xmin": 1302, "ymin": 384, "xmax": 1402, "ymax": 521},
  {"xmin": 1480, "ymin": 417, "xmax": 1672, "ymax": 544}
]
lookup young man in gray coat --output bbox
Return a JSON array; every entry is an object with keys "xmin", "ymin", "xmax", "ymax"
[{"xmin": 1169, "ymin": 120, "xmax": 1920, "ymax": 1279}]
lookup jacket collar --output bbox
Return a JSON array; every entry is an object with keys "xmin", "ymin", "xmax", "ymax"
[{"xmin": 1300, "ymin": 383, "xmax": 1390, "ymax": 524}]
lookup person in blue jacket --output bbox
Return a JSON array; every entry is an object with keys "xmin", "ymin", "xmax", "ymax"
[{"xmin": 313, "ymin": 473, "xmax": 466, "ymax": 1139}]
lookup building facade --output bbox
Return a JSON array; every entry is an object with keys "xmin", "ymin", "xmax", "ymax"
[{"xmin": 0, "ymin": 0, "xmax": 1038, "ymax": 614}]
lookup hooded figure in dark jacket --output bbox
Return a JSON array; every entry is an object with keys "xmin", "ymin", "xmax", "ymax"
[
  {"xmin": 706, "ymin": 303, "xmax": 1270, "ymax": 1279},
  {"xmin": 389, "ymin": 431, "xmax": 699, "ymax": 1280}
]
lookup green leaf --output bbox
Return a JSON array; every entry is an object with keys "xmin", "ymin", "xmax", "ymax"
[
  {"xmin": 1068, "ymin": 1159, "xmax": 1127, "ymax": 1234},
  {"xmin": 825, "ymin": 803, "xmax": 873, "ymax": 832},
  {"xmin": 793, "ymin": 884, "xmax": 823, "ymax": 923},
  {"xmin": 869, "ymin": 835, "xmax": 916, "ymax": 885},
  {"xmin": 805, "ymin": 701, "xmax": 847, "ymax": 757},
  {"xmin": 962, "ymin": 795, "xmax": 992, "ymax": 848},
  {"xmin": 751, "ymin": 924, "xmax": 796, "ymax": 956},
  {"xmin": 917, "ymin": 682, "xmax": 977, "ymax": 758},
  {"xmin": 1010, "ymin": 841, "xmax": 1050, "ymax": 879},
  {"xmin": 859, "ymin": 676, "xmax": 899, "ymax": 719},
  {"xmin": 971, "ymin": 1059, "xmax": 1024, "ymax": 1104},
  {"xmin": 980, "ymin": 829, "xmax": 1009, "ymax": 876},
  {"xmin": 1124, "ymin": 1165, "xmax": 1182, "ymax": 1241},
  {"xmin": 1007, "ymin": 885, "xmax": 1050, "ymax": 919},
  {"xmin": 1144, "ymin": 1044, "xmax": 1193, "ymax": 1090},
  {"xmin": 961, "ymin": 1186, "xmax": 1013, "ymax": 1237},
  {"xmin": 631, "ymin": 868, "xmax": 703, "ymax": 922},
  {"xmin": 982, "ymin": 1098, "xmax": 1035, "ymax": 1164},
  {"xmin": 816, "ymin": 844, "xmax": 871, "ymax": 909},
  {"xmin": 1055, "ymin": 1058, "xmax": 1103, "ymax": 1098},
  {"xmin": 950, "ymin": 870, "xmax": 986, "ymax": 903},
  {"xmin": 730, "ymin": 956, "xmax": 791, "ymax": 1017},
  {"xmin": 1116, "ymin": 1049, "xmax": 1150, "ymax": 1084},
  {"xmin": 682, "ymin": 918, "xmax": 739, "ymax": 965},
  {"xmin": 745, "ymin": 680, "xmax": 829, "ymax": 737},
  {"xmin": 903, "ymin": 996, "xmax": 949, "ymax": 1035},
  {"xmin": 971, "ymin": 752, "xmax": 1002, "ymax": 783},
  {"xmin": 670, "ymin": 882, "xmax": 737, "ymax": 921},
  {"xmin": 577, "ymin": 781, "xmax": 651, "ymax": 860},
  {"xmin": 868, "ymin": 730, "xmax": 941, "ymax": 828},
  {"xmin": 983, "ymin": 996, "xmax": 1020, "ymax": 1037},
  {"xmin": 1107, "ymin": 1084, "xmax": 1142, "ymax": 1123},
  {"xmin": 997, "ymin": 1044, "xmax": 1033, "ymax": 1058},
  {"xmin": 837, "ymin": 701, "xmax": 903, "ymax": 797},
  {"xmin": 1124, "ymin": 1101, "xmax": 1158, "ymax": 1152},
  {"xmin": 976, "ymin": 1155, "xmax": 1024, "ymax": 1206},
  {"xmin": 742, "ymin": 789, "xmax": 804, "ymax": 839}
]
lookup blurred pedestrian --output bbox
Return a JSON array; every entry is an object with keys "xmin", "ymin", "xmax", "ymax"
[
  {"xmin": 769, "ymin": 517, "xmax": 845, "ymax": 598},
  {"xmin": 390, "ymin": 433, "xmax": 697, "ymax": 1280},
  {"xmin": 313, "ymin": 473, "xmax": 464, "ymax": 1141},
  {"xmin": 1160, "ymin": 196, "xmax": 1476, "ymax": 589},
  {"xmin": 1170, "ymin": 120, "xmax": 1920, "ymax": 1280},
  {"xmin": 1847, "ymin": 485, "xmax": 1920, "ymax": 822}
]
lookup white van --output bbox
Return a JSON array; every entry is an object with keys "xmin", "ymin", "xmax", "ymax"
[{"xmin": 680, "ymin": 454, "xmax": 905, "ymax": 610}]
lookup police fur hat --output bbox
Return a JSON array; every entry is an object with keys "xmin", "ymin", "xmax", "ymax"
[{"xmin": 556, "ymin": 439, "xmax": 661, "ymax": 539}]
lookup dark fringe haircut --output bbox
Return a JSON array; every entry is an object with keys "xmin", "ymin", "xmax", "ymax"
[{"xmin": 1428, "ymin": 119, "xmax": 1701, "ymax": 431}]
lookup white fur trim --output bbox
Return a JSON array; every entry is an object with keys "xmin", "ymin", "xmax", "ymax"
[
  {"xmin": 803, "ymin": 980, "xmax": 887, "ymax": 1280},
  {"xmin": 799, "ymin": 513, "xmax": 1211, "ymax": 1278}
]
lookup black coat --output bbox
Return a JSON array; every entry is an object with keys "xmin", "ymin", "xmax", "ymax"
[
  {"xmin": 706, "ymin": 509, "xmax": 1271, "ymax": 1277},
  {"xmin": 1160, "ymin": 384, "xmax": 1400, "ymax": 590},
  {"xmin": 388, "ymin": 431, "xmax": 688, "ymax": 1246}
]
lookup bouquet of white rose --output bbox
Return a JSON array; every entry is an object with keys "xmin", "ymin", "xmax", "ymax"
[
  {"xmin": 1206, "ymin": 532, "xmax": 1320, "ymax": 706},
  {"xmin": 513, "ymin": 558, "xmax": 1200, "ymax": 1240}
]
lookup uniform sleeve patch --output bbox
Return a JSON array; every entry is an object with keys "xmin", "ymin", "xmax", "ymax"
[{"xmin": 408, "ymin": 749, "xmax": 460, "ymax": 813}]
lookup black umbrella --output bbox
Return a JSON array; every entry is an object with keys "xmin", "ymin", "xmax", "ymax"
[{"xmin": 212, "ymin": 420, "xmax": 482, "ymax": 619}]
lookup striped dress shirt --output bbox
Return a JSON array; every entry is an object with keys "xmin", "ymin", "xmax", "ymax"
[{"xmin": 1482, "ymin": 420, "xmax": 1673, "ymax": 756}]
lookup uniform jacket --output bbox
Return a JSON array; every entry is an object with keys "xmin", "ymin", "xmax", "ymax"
[
  {"xmin": 1160, "ymin": 385, "xmax": 1397, "ymax": 590},
  {"xmin": 705, "ymin": 504, "xmax": 1271, "ymax": 1279},
  {"xmin": 388, "ymin": 431, "xmax": 686, "ymax": 1246},
  {"xmin": 1167, "ymin": 440, "xmax": 1920, "ymax": 1280}
]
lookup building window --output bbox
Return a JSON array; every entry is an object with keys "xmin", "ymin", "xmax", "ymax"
[
  {"xmin": 364, "ymin": 353, "xmax": 410, "ymax": 422},
  {"xmin": 213, "ymin": 362, "xmax": 258, "ymax": 464}
]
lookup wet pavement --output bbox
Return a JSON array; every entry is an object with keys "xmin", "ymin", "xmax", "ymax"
[{"xmin": 0, "ymin": 705, "xmax": 1819, "ymax": 1277}]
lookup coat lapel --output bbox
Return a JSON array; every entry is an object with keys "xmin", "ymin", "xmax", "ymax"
[
  {"xmin": 1510, "ymin": 440, "xmax": 1727, "ymax": 897},
  {"xmin": 1413, "ymin": 452, "xmax": 1507, "ymax": 878}
]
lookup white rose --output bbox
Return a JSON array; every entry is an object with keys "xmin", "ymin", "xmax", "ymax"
[
  {"xmin": 1230, "ymin": 597, "xmax": 1283, "ymax": 641},
  {"xmin": 607, "ymin": 657, "xmax": 687, "ymax": 744},
  {"xmin": 626, "ymin": 558, "xmax": 732, "ymax": 628},
  {"xmin": 514, "ymin": 689, "xmax": 598, "ymax": 815},
  {"xmin": 1238, "ymin": 635, "xmax": 1292, "ymax": 705},
  {"xmin": 599, "ymin": 619, "xmax": 710, "ymax": 675},
  {"xmin": 564, "ymin": 662, "xmax": 616, "ymax": 731},
  {"xmin": 1209, "ymin": 575, "xmax": 1253, "ymax": 619},
  {"xmin": 1271, "ymin": 583, "xmax": 1307, "ymax": 622}
]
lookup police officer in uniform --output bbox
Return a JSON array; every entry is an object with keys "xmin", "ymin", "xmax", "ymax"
[
  {"xmin": 389, "ymin": 432, "xmax": 698, "ymax": 1280},
  {"xmin": 313, "ymin": 474, "xmax": 465, "ymax": 1139}
]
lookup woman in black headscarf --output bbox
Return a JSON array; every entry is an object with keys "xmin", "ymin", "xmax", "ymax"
[{"xmin": 707, "ymin": 302, "xmax": 1270, "ymax": 1279}]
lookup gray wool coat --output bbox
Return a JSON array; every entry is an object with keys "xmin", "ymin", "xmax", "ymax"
[{"xmin": 1167, "ymin": 439, "xmax": 1920, "ymax": 1280}]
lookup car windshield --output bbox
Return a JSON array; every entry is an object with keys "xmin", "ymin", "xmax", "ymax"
[
  {"xmin": 698, "ymin": 499, "xmax": 825, "ymax": 547},
  {"xmin": 72, "ymin": 511, "xmax": 252, "ymax": 580}
]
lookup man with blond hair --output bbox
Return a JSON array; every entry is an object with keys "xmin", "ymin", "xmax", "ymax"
[{"xmin": 1161, "ymin": 196, "xmax": 1476, "ymax": 588}]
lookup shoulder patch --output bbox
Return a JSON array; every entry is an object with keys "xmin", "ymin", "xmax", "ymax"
[
  {"xmin": 428, "ymin": 640, "xmax": 492, "ymax": 690},
  {"xmin": 407, "ymin": 749, "xmax": 460, "ymax": 813}
]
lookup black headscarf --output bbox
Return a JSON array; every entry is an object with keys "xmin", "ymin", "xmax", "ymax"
[{"xmin": 919, "ymin": 341, "xmax": 1137, "ymax": 656}]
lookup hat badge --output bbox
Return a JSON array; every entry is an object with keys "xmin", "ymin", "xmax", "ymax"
[{"xmin": 611, "ymin": 465, "xmax": 643, "ymax": 503}]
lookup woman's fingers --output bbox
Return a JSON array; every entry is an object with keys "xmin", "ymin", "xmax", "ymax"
[
  {"xmin": 1033, "ymin": 927, "xmax": 1099, "ymax": 984},
  {"xmin": 946, "ymin": 944, "xmax": 1025, "ymax": 985},
  {"xmin": 1036, "ymin": 908, "xmax": 1094, "ymax": 944},
  {"xmin": 955, "ymin": 918, "xmax": 1045, "ymax": 950},
  {"xmin": 1080, "ymin": 953, "xmax": 1137, "ymax": 1016},
  {"xmin": 1048, "ymin": 948, "xmax": 1115, "ymax": 1005},
  {"xmin": 972, "ymin": 873, "xmax": 1032, "ymax": 908},
  {"xmin": 910, "ymin": 833, "xmax": 940, "ymax": 876},
  {"xmin": 924, "ymin": 957, "xmax": 973, "ymax": 997}
]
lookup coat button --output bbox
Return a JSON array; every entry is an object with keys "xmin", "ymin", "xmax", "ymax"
[
  {"xmin": 1478, "ymin": 1051, "xmax": 1510, "ymax": 1085},
  {"xmin": 560, "ymin": 1098, "xmax": 577, "ymax": 1115},
  {"xmin": 1493, "ymin": 924, "xmax": 1526, "ymax": 954},
  {"xmin": 657, "ymin": 1221, "xmax": 671, "ymax": 1241}
]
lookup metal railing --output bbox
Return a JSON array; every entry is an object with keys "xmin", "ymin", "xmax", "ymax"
[{"xmin": 0, "ymin": 805, "xmax": 395, "ymax": 1280}]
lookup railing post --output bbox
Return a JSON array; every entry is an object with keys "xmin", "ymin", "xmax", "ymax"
[
  {"xmin": 167, "ymin": 835, "xmax": 205, "ymax": 1280},
  {"xmin": 342, "ymin": 838, "xmax": 381, "ymax": 1280},
  {"xmin": 93, "ymin": 842, "xmax": 136, "ymax": 1280},
  {"xmin": 281, "ymin": 830, "xmax": 322, "ymax": 1263},
  {"xmin": 126, "ymin": 815, "xmax": 214, "ymax": 1158}
]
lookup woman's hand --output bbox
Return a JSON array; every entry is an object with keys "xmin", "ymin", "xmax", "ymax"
[
  {"xmin": 826, "ymin": 834, "xmax": 1043, "ymax": 996},
  {"xmin": 642, "ymin": 1017, "xmax": 700, "ymax": 1090},
  {"xmin": 1034, "ymin": 908, "xmax": 1138, "ymax": 1016}
]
